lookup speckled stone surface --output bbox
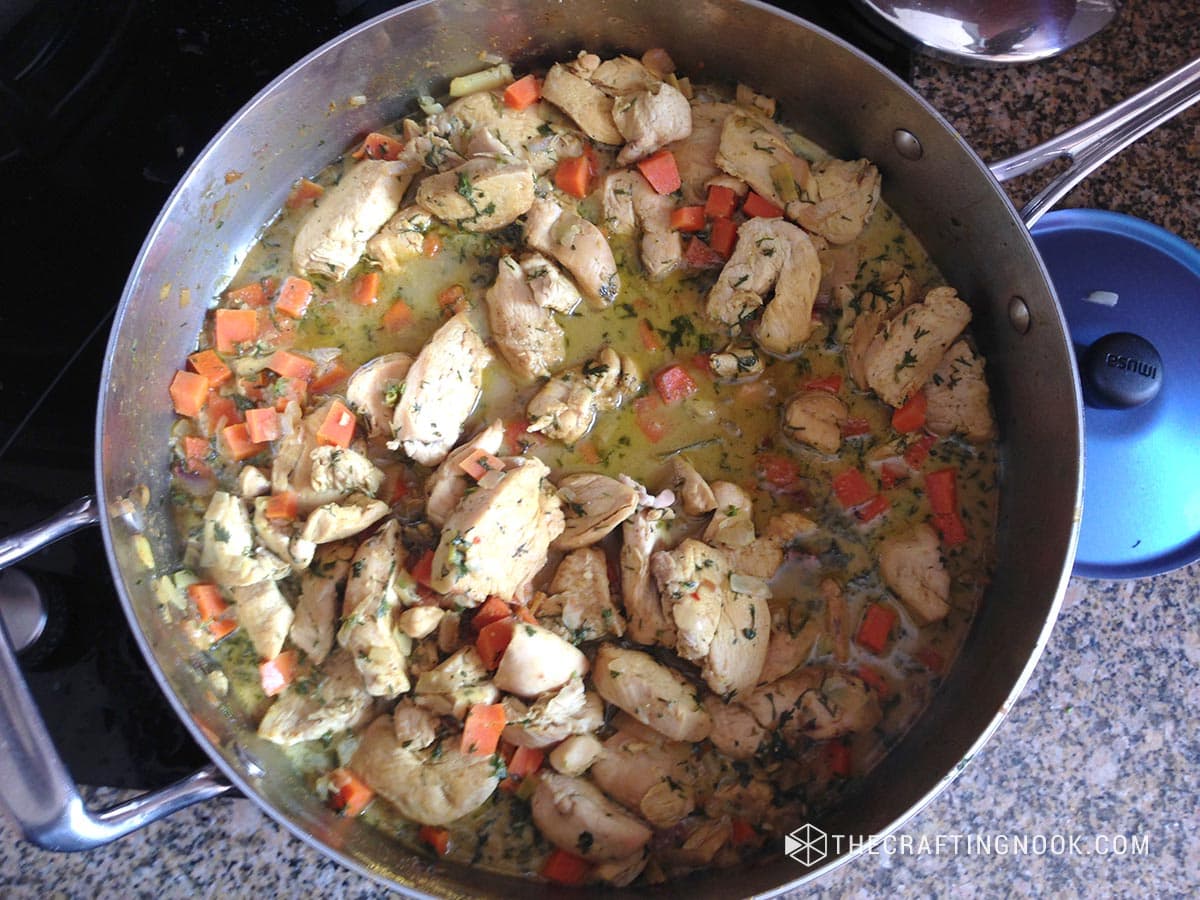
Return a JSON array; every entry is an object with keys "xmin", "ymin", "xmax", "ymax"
[{"xmin": 2, "ymin": 2, "xmax": 1197, "ymax": 897}]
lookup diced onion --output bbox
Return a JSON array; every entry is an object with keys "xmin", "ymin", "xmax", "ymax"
[{"xmin": 730, "ymin": 572, "xmax": 772, "ymax": 600}]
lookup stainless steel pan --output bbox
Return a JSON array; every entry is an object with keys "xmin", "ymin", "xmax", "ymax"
[{"xmin": 2, "ymin": 1, "xmax": 1198, "ymax": 895}]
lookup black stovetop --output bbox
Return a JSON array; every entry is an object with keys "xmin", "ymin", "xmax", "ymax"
[{"xmin": 0, "ymin": 0, "xmax": 910, "ymax": 790}]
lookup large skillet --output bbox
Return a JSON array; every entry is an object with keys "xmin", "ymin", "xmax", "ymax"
[{"xmin": 1, "ymin": 1, "xmax": 1197, "ymax": 895}]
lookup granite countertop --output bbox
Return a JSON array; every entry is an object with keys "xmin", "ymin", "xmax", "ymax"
[{"xmin": 2, "ymin": 1, "xmax": 1197, "ymax": 896}]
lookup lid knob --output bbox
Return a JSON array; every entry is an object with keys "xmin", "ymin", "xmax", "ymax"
[{"xmin": 1081, "ymin": 332, "xmax": 1163, "ymax": 409}]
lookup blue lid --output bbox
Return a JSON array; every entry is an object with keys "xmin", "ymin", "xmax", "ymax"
[{"xmin": 1031, "ymin": 210, "xmax": 1200, "ymax": 579}]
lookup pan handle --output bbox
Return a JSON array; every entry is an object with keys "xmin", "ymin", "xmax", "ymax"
[
  {"xmin": 0, "ymin": 497, "xmax": 234, "ymax": 850},
  {"xmin": 988, "ymin": 56, "xmax": 1200, "ymax": 227}
]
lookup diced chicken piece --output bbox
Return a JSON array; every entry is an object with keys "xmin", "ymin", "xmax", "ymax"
[
  {"xmin": 526, "ymin": 347, "xmax": 635, "ymax": 444},
  {"xmin": 715, "ymin": 111, "xmax": 811, "ymax": 211},
  {"xmin": 823, "ymin": 577, "xmax": 850, "ymax": 663},
  {"xmin": 493, "ymin": 621, "xmax": 588, "ymax": 698},
  {"xmin": 430, "ymin": 91, "xmax": 584, "ymax": 175},
  {"xmin": 238, "ymin": 466, "xmax": 270, "ymax": 499},
  {"xmin": 485, "ymin": 255, "xmax": 565, "ymax": 380},
  {"xmin": 524, "ymin": 198, "xmax": 620, "ymax": 307},
  {"xmin": 757, "ymin": 604, "xmax": 821, "ymax": 685},
  {"xmin": 292, "ymin": 159, "xmax": 408, "ymax": 280},
  {"xmin": 863, "ymin": 286, "xmax": 973, "ymax": 407},
  {"xmin": 544, "ymin": 547, "xmax": 624, "ymax": 641},
  {"xmin": 258, "ymin": 650, "xmax": 373, "ymax": 746},
  {"xmin": 271, "ymin": 401, "xmax": 366, "ymax": 514},
  {"xmin": 415, "ymin": 647, "xmax": 499, "ymax": 718},
  {"xmin": 600, "ymin": 171, "xmax": 682, "ymax": 280},
  {"xmin": 591, "ymin": 730, "xmax": 695, "ymax": 827},
  {"xmin": 549, "ymin": 733, "xmax": 605, "ymax": 776},
  {"xmin": 705, "ymin": 778, "xmax": 774, "ymax": 825},
  {"xmin": 702, "ymin": 588, "xmax": 769, "ymax": 697},
  {"xmin": 338, "ymin": 520, "xmax": 412, "ymax": 697},
  {"xmin": 879, "ymin": 523, "xmax": 951, "ymax": 624},
  {"xmin": 702, "ymin": 481, "xmax": 755, "ymax": 548},
  {"xmin": 735, "ymin": 83, "xmax": 776, "ymax": 118},
  {"xmin": 591, "ymin": 645, "xmax": 712, "ymax": 742},
  {"xmin": 669, "ymin": 457, "xmax": 716, "ymax": 516},
  {"xmin": 229, "ymin": 580, "xmax": 293, "ymax": 661},
  {"xmin": 925, "ymin": 340, "xmax": 996, "ymax": 443},
  {"xmin": 501, "ymin": 676, "xmax": 604, "ymax": 748},
  {"xmin": 708, "ymin": 342, "xmax": 763, "ymax": 379},
  {"xmin": 745, "ymin": 668, "xmax": 881, "ymax": 742},
  {"xmin": 601, "ymin": 171, "xmax": 639, "ymax": 235},
  {"xmin": 397, "ymin": 129, "xmax": 464, "ymax": 173},
  {"xmin": 540, "ymin": 62, "xmax": 623, "ymax": 146},
  {"xmin": 351, "ymin": 715, "xmax": 500, "ymax": 826},
  {"xmin": 783, "ymin": 390, "xmax": 848, "ymax": 454},
  {"xmin": 842, "ymin": 275, "xmax": 915, "ymax": 390},
  {"xmin": 365, "ymin": 206, "xmax": 433, "ymax": 272},
  {"xmin": 424, "ymin": 420, "xmax": 504, "ymax": 527},
  {"xmin": 620, "ymin": 508, "xmax": 676, "ymax": 647},
  {"xmin": 252, "ymin": 496, "xmax": 316, "ymax": 571},
  {"xmin": 430, "ymin": 457, "xmax": 564, "ymax": 604},
  {"xmin": 724, "ymin": 539, "xmax": 783, "ymax": 580},
  {"xmin": 591, "ymin": 55, "xmax": 660, "ymax": 93},
  {"xmin": 392, "ymin": 311, "xmax": 491, "ymax": 466},
  {"xmin": 308, "ymin": 446, "xmax": 383, "ymax": 496},
  {"xmin": 705, "ymin": 218, "xmax": 821, "ymax": 355},
  {"xmin": 763, "ymin": 511, "xmax": 819, "ymax": 543},
  {"xmin": 299, "ymin": 493, "xmax": 390, "ymax": 544},
  {"xmin": 393, "ymin": 698, "xmax": 438, "ymax": 750},
  {"xmin": 398, "ymin": 606, "xmax": 444, "ymax": 640},
  {"xmin": 788, "ymin": 157, "xmax": 881, "ymax": 245},
  {"xmin": 199, "ymin": 491, "xmax": 289, "ymax": 587},
  {"xmin": 613, "ymin": 81, "xmax": 692, "ymax": 165},
  {"xmin": 289, "ymin": 541, "xmax": 354, "ymax": 664},
  {"xmin": 554, "ymin": 473, "xmax": 639, "ymax": 550},
  {"xmin": 668, "ymin": 101, "xmax": 738, "ymax": 204},
  {"xmin": 532, "ymin": 773, "xmax": 653, "ymax": 863},
  {"xmin": 651, "ymin": 539, "xmax": 731, "ymax": 662},
  {"xmin": 519, "ymin": 253, "xmax": 583, "ymax": 313},
  {"xmin": 702, "ymin": 695, "xmax": 766, "ymax": 759},
  {"xmin": 346, "ymin": 355, "xmax": 414, "ymax": 441},
  {"xmin": 416, "ymin": 157, "xmax": 535, "ymax": 232}
]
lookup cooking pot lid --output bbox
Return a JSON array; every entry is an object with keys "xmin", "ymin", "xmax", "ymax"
[{"xmin": 1031, "ymin": 209, "xmax": 1200, "ymax": 579}]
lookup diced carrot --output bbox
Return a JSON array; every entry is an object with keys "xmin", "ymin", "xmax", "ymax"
[
  {"xmin": 576, "ymin": 440, "xmax": 601, "ymax": 465},
  {"xmin": 653, "ymin": 364, "xmax": 699, "ymax": 404},
  {"xmin": 554, "ymin": 154, "xmax": 592, "ymax": 199},
  {"xmin": 275, "ymin": 275, "xmax": 313, "ymax": 319},
  {"xmin": 924, "ymin": 467, "xmax": 958, "ymax": 515},
  {"xmin": 804, "ymin": 374, "xmax": 843, "ymax": 394},
  {"xmin": 267, "ymin": 350, "xmax": 317, "ymax": 381},
  {"xmin": 636, "ymin": 149, "xmax": 681, "ymax": 194},
  {"xmin": 271, "ymin": 376, "xmax": 308, "ymax": 412},
  {"xmin": 182, "ymin": 435, "xmax": 213, "ymax": 474},
  {"xmin": 188, "ymin": 350, "xmax": 232, "ymax": 388},
  {"xmin": 187, "ymin": 583, "xmax": 228, "ymax": 621},
  {"xmin": 244, "ymin": 406, "xmax": 281, "ymax": 443},
  {"xmin": 224, "ymin": 281, "xmax": 268, "ymax": 308},
  {"xmin": 411, "ymin": 549, "xmax": 435, "ymax": 588},
  {"xmin": 259, "ymin": 650, "xmax": 299, "ymax": 697},
  {"xmin": 207, "ymin": 618, "xmax": 238, "ymax": 642},
  {"xmin": 214, "ymin": 308, "xmax": 259, "ymax": 353},
  {"xmin": 891, "ymin": 390, "xmax": 927, "ymax": 433},
  {"xmin": 731, "ymin": 818, "xmax": 758, "ymax": 846},
  {"xmin": 638, "ymin": 318, "xmax": 664, "ymax": 352},
  {"xmin": 704, "ymin": 184, "xmax": 737, "ymax": 219},
  {"xmin": 856, "ymin": 665, "xmax": 891, "ymax": 698},
  {"xmin": 825, "ymin": 740, "xmax": 852, "ymax": 777},
  {"xmin": 458, "ymin": 447, "xmax": 506, "ymax": 481},
  {"xmin": 264, "ymin": 491, "xmax": 299, "ymax": 521},
  {"xmin": 309, "ymin": 359, "xmax": 350, "ymax": 394},
  {"xmin": 169, "ymin": 370, "xmax": 209, "ymax": 418},
  {"xmin": 381, "ymin": 299, "xmax": 414, "ymax": 331},
  {"xmin": 757, "ymin": 452, "xmax": 802, "ymax": 490},
  {"xmin": 204, "ymin": 393, "xmax": 242, "ymax": 435},
  {"xmin": 669, "ymin": 205, "xmax": 706, "ymax": 232},
  {"xmin": 351, "ymin": 271, "xmax": 380, "ymax": 307},
  {"xmin": 503, "ymin": 73, "xmax": 542, "ymax": 110},
  {"xmin": 508, "ymin": 746, "xmax": 544, "ymax": 780},
  {"xmin": 476, "ymin": 619, "xmax": 514, "ymax": 670},
  {"xmin": 742, "ymin": 191, "xmax": 784, "ymax": 218},
  {"xmin": 933, "ymin": 511, "xmax": 969, "ymax": 548},
  {"xmin": 633, "ymin": 395, "xmax": 668, "ymax": 443},
  {"xmin": 541, "ymin": 848, "xmax": 591, "ymax": 886},
  {"xmin": 903, "ymin": 433, "xmax": 937, "ymax": 468},
  {"xmin": 879, "ymin": 460, "xmax": 909, "ymax": 490},
  {"xmin": 708, "ymin": 216, "xmax": 737, "ymax": 257},
  {"xmin": 684, "ymin": 236, "xmax": 725, "ymax": 269},
  {"xmin": 221, "ymin": 422, "xmax": 267, "ymax": 461},
  {"xmin": 316, "ymin": 400, "xmax": 357, "ymax": 448},
  {"xmin": 352, "ymin": 131, "xmax": 404, "ymax": 161},
  {"xmin": 418, "ymin": 825, "xmax": 451, "ymax": 856},
  {"xmin": 328, "ymin": 767, "xmax": 374, "ymax": 817},
  {"xmin": 285, "ymin": 177, "xmax": 325, "ymax": 209},
  {"xmin": 502, "ymin": 419, "xmax": 537, "ymax": 455},
  {"xmin": 514, "ymin": 605, "xmax": 538, "ymax": 626},
  {"xmin": 855, "ymin": 493, "xmax": 890, "ymax": 523},
  {"xmin": 437, "ymin": 283, "xmax": 467, "ymax": 313},
  {"xmin": 916, "ymin": 646, "xmax": 946, "ymax": 673},
  {"xmin": 422, "ymin": 233, "xmax": 442, "ymax": 258},
  {"xmin": 472, "ymin": 596, "xmax": 514, "ymax": 632},
  {"xmin": 461, "ymin": 703, "xmax": 507, "ymax": 757},
  {"xmin": 832, "ymin": 468, "xmax": 874, "ymax": 509},
  {"xmin": 841, "ymin": 417, "xmax": 873, "ymax": 438},
  {"xmin": 856, "ymin": 602, "xmax": 898, "ymax": 655}
]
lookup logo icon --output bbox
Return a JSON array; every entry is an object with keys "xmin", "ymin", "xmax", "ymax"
[{"xmin": 785, "ymin": 823, "xmax": 829, "ymax": 866}]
